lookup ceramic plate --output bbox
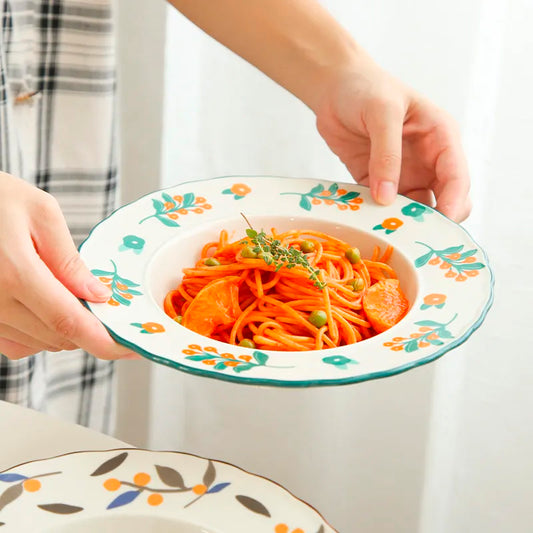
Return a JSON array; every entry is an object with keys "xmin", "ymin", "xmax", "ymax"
[
  {"xmin": 79, "ymin": 175, "xmax": 493, "ymax": 387},
  {"xmin": 0, "ymin": 448, "xmax": 335, "ymax": 532}
]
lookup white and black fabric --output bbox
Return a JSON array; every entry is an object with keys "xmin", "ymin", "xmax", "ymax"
[{"xmin": 0, "ymin": 0, "xmax": 118, "ymax": 433}]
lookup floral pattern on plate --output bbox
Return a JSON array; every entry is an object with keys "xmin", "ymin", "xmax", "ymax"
[{"xmin": 79, "ymin": 176, "xmax": 493, "ymax": 387}]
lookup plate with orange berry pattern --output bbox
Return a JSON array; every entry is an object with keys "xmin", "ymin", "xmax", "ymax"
[
  {"xmin": 79, "ymin": 175, "xmax": 493, "ymax": 387},
  {"xmin": 0, "ymin": 448, "xmax": 336, "ymax": 532}
]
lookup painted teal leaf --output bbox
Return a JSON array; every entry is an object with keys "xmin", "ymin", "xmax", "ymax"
[
  {"xmin": 115, "ymin": 275, "xmax": 140, "ymax": 287},
  {"xmin": 404, "ymin": 339, "xmax": 420, "ymax": 353},
  {"xmin": 415, "ymin": 251, "xmax": 434, "ymax": 268},
  {"xmin": 436, "ymin": 303, "xmax": 445, "ymax": 309},
  {"xmin": 214, "ymin": 362, "xmax": 228, "ymax": 370},
  {"xmin": 415, "ymin": 320, "xmax": 443, "ymax": 327},
  {"xmin": 339, "ymin": 191, "xmax": 358, "ymax": 202},
  {"xmin": 429, "ymin": 338, "xmax": 445, "ymax": 346},
  {"xmin": 437, "ymin": 329, "xmax": 454, "ymax": 339},
  {"xmin": 186, "ymin": 355, "xmax": 216, "ymax": 362},
  {"xmin": 0, "ymin": 474, "xmax": 27, "ymax": 482},
  {"xmin": 222, "ymin": 188, "xmax": 232, "ymax": 194},
  {"xmin": 235, "ymin": 495, "xmax": 271, "ymax": 517},
  {"xmin": 385, "ymin": 229, "xmax": 394, "ymax": 234},
  {"xmin": 182, "ymin": 192, "xmax": 195, "ymax": 207},
  {"xmin": 107, "ymin": 490, "xmax": 140, "ymax": 510},
  {"xmin": 458, "ymin": 249, "xmax": 477, "ymax": 260},
  {"xmin": 458, "ymin": 262, "xmax": 485, "ymax": 271},
  {"xmin": 235, "ymin": 195, "xmax": 245, "ymax": 200},
  {"xmin": 420, "ymin": 304, "xmax": 430, "ymax": 310},
  {"xmin": 90, "ymin": 269, "xmax": 113, "ymax": 277},
  {"xmin": 152, "ymin": 198, "xmax": 165, "ymax": 213},
  {"xmin": 91, "ymin": 452, "xmax": 128, "ymax": 476},
  {"xmin": 161, "ymin": 192, "xmax": 176, "ymax": 206},
  {"xmin": 157, "ymin": 215, "xmax": 180, "ymax": 227},
  {"xmin": 309, "ymin": 184, "xmax": 324, "ymax": 195},
  {"xmin": 130, "ymin": 322, "xmax": 143, "ymax": 328},
  {"xmin": 126, "ymin": 289, "xmax": 143, "ymax": 296},
  {"xmin": 233, "ymin": 363, "xmax": 254, "ymax": 373},
  {"xmin": 328, "ymin": 182, "xmax": 339, "ymax": 194},
  {"xmin": 442, "ymin": 245, "xmax": 464, "ymax": 254},
  {"xmin": 253, "ymin": 351, "xmax": 269, "ymax": 365},
  {"xmin": 373, "ymin": 224, "xmax": 384, "ymax": 230},
  {"xmin": 299, "ymin": 195, "xmax": 312, "ymax": 211},
  {"xmin": 112, "ymin": 293, "xmax": 131, "ymax": 306},
  {"xmin": 207, "ymin": 482, "xmax": 230, "ymax": 494}
]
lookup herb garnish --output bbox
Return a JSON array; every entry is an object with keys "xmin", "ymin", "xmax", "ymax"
[{"xmin": 240, "ymin": 215, "xmax": 326, "ymax": 290}]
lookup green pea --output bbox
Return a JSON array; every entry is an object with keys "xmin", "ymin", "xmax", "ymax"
[
  {"xmin": 204, "ymin": 257, "xmax": 220, "ymax": 266},
  {"xmin": 348, "ymin": 278, "xmax": 365, "ymax": 292},
  {"xmin": 239, "ymin": 339, "xmax": 256, "ymax": 349},
  {"xmin": 345, "ymin": 247, "xmax": 361, "ymax": 264},
  {"xmin": 241, "ymin": 245, "xmax": 258, "ymax": 259},
  {"xmin": 300, "ymin": 240, "xmax": 315, "ymax": 253},
  {"xmin": 308, "ymin": 310, "xmax": 327, "ymax": 328}
]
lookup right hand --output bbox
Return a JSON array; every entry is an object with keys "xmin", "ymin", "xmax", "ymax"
[{"xmin": 0, "ymin": 172, "xmax": 139, "ymax": 360}]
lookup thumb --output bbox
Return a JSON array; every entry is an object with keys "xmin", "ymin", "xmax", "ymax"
[
  {"xmin": 366, "ymin": 104, "xmax": 404, "ymax": 205},
  {"xmin": 31, "ymin": 203, "xmax": 111, "ymax": 302}
]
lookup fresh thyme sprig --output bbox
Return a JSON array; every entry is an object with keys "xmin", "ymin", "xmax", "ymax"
[{"xmin": 240, "ymin": 214, "xmax": 326, "ymax": 290}]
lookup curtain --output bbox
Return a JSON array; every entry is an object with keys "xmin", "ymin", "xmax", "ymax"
[{"xmin": 136, "ymin": 1, "xmax": 532, "ymax": 531}]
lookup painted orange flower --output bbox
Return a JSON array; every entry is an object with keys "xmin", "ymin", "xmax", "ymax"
[
  {"xmin": 382, "ymin": 218, "xmax": 403, "ymax": 231},
  {"xmin": 230, "ymin": 183, "xmax": 251, "ymax": 196},
  {"xmin": 421, "ymin": 293, "xmax": 447, "ymax": 310}
]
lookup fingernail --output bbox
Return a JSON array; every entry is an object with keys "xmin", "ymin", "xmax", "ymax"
[
  {"xmin": 376, "ymin": 181, "xmax": 397, "ymax": 205},
  {"xmin": 88, "ymin": 277, "xmax": 112, "ymax": 300}
]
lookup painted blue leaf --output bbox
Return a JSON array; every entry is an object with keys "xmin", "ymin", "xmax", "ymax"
[
  {"xmin": 112, "ymin": 293, "xmax": 131, "ymax": 306},
  {"xmin": 182, "ymin": 192, "xmax": 195, "ymax": 207},
  {"xmin": 161, "ymin": 193, "xmax": 176, "ymax": 206},
  {"xmin": 107, "ymin": 490, "xmax": 140, "ymax": 510},
  {"xmin": 152, "ymin": 199, "xmax": 165, "ymax": 213},
  {"xmin": 207, "ymin": 482, "xmax": 230, "ymax": 494},
  {"xmin": 233, "ymin": 363, "xmax": 254, "ymax": 373},
  {"xmin": 214, "ymin": 362, "xmax": 228, "ymax": 371},
  {"xmin": 415, "ymin": 320, "xmax": 443, "ymax": 327},
  {"xmin": 299, "ymin": 195, "xmax": 312, "ymax": 211},
  {"xmin": 253, "ymin": 351, "xmax": 269, "ymax": 365},
  {"xmin": 0, "ymin": 474, "xmax": 27, "ymax": 483},
  {"xmin": 442, "ymin": 245, "xmax": 464, "ymax": 254},
  {"xmin": 328, "ymin": 182, "xmax": 339, "ymax": 194},
  {"xmin": 415, "ymin": 251, "xmax": 434, "ymax": 268},
  {"xmin": 157, "ymin": 215, "xmax": 180, "ymax": 227},
  {"xmin": 90, "ymin": 269, "xmax": 113, "ymax": 277},
  {"xmin": 458, "ymin": 262, "xmax": 485, "ymax": 271},
  {"xmin": 404, "ymin": 340, "xmax": 420, "ymax": 353},
  {"xmin": 186, "ymin": 355, "xmax": 216, "ymax": 362},
  {"xmin": 309, "ymin": 184, "xmax": 324, "ymax": 195},
  {"xmin": 339, "ymin": 191, "xmax": 358, "ymax": 202}
]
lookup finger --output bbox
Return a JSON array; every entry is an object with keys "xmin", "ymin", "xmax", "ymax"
[
  {"xmin": 0, "ymin": 324, "xmax": 56, "ymax": 352},
  {"xmin": 433, "ymin": 134, "xmax": 471, "ymax": 222},
  {"xmin": 15, "ymin": 257, "xmax": 137, "ymax": 361},
  {"xmin": 365, "ymin": 102, "xmax": 404, "ymax": 205},
  {"xmin": 0, "ymin": 299, "xmax": 77, "ymax": 351},
  {"xmin": 403, "ymin": 188, "xmax": 435, "ymax": 207},
  {"xmin": 30, "ymin": 196, "xmax": 111, "ymax": 302},
  {"xmin": 0, "ymin": 338, "xmax": 39, "ymax": 360}
]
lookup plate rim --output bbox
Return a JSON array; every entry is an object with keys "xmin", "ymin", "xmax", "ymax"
[
  {"xmin": 0, "ymin": 447, "xmax": 338, "ymax": 532},
  {"xmin": 79, "ymin": 174, "xmax": 495, "ymax": 387}
]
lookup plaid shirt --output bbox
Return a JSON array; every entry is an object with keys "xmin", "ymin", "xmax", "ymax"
[{"xmin": 0, "ymin": 0, "xmax": 118, "ymax": 433}]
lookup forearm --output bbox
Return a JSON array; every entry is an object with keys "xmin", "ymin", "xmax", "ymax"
[{"xmin": 167, "ymin": 0, "xmax": 364, "ymax": 111}]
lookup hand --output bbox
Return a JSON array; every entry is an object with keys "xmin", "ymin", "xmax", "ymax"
[
  {"xmin": 0, "ymin": 173, "xmax": 138, "ymax": 360},
  {"xmin": 315, "ymin": 56, "xmax": 471, "ymax": 222}
]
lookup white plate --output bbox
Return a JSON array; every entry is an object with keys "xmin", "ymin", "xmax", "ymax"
[
  {"xmin": 79, "ymin": 175, "xmax": 493, "ymax": 387},
  {"xmin": 0, "ymin": 449, "xmax": 335, "ymax": 532}
]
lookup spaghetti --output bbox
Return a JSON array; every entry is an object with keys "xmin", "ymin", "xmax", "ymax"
[{"xmin": 164, "ymin": 229, "xmax": 409, "ymax": 351}]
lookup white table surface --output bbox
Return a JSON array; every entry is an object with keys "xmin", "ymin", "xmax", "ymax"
[{"xmin": 0, "ymin": 400, "xmax": 131, "ymax": 472}]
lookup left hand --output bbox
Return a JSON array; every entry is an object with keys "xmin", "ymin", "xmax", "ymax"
[{"xmin": 314, "ymin": 56, "xmax": 471, "ymax": 222}]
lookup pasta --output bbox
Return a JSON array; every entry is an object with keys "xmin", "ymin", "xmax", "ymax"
[{"xmin": 164, "ymin": 229, "xmax": 409, "ymax": 351}]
